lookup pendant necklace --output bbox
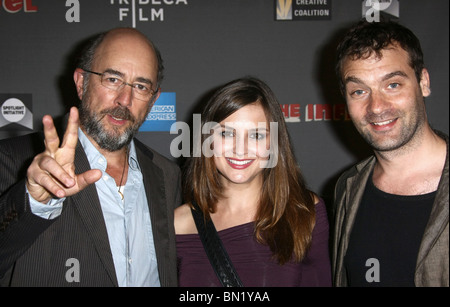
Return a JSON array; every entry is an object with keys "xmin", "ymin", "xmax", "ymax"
[{"xmin": 118, "ymin": 149, "xmax": 129, "ymax": 201}]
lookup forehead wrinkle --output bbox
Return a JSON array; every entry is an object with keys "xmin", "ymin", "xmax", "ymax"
[
  {"xmin": 344, "ymin": 76, "xmax": 364, "ymax": 86},
  {"xmin": 94, "ymin": 29, "xmax": 158, "ymax": 85}
]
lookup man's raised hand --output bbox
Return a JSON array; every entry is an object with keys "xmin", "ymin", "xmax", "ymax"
[{"xmin": 26, "ymin": 107, "xmax": 102, "ymax": 203}]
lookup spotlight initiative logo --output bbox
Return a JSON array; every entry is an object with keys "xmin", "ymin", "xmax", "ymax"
[{"xmin": 0, "ymin": 94, "xmax": 33, "ymax": 131}]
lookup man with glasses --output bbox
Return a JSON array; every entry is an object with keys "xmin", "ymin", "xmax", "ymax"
[{"xmin": 0, "ymin": 28, "xmax": 182, "ymax": 287}]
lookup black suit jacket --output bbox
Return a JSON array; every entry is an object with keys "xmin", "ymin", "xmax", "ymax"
[{"xmin": 0, "ymin": 132, "xmax": 181, "ymax": 286}]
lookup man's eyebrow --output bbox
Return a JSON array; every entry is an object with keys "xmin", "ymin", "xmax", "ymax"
[
  {"xmin": 381, "ymin": 71, "xmax": 408, "ymax": 82},
  {"xmin": 344, "ymin": 71, "xmax": 409, "ymax": 85},
  {"xmin": 103, "ymin": 68, "xmax": 123, "ymax": 77},
  {"xmin": 344, "ymin": 76, "xmax": 363, "ymax": 85},
  {"xmin": 135, "ymin": 76, "xmax": 154, "ymax": 86},
  {"xmin": 103, "ymin": 68, "xmax": 154, "ymax": 85}
]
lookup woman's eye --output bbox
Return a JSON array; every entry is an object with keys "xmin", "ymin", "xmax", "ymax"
[
  {"xmin": 221, "ymin": 130, "xmax": 234, "ymax": 138},
  {"xmin": 250, "ymin": 132, "xmax": 265, "ymax": 140}
]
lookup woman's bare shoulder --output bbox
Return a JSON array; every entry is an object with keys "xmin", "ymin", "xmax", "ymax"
[
  {"xmin": 174, "ymin": 203, "xmax": 198, "ymax": 235},
  {"xmin": 310, "ymin": 192, "xmax": 322, "ymax": 205}
]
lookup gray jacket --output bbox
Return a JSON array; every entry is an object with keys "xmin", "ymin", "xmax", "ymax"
[{"xmin": 332, "ymin": 131, "xmax": 449, "ymax": 287}]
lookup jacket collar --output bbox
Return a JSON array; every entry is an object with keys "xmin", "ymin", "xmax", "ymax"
[{"xmin": 416, "ymin": 131, "xmax": 449, "ymax": 269}]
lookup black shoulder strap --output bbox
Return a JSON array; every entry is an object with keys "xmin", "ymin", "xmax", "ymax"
[{"xmin": 190, "ymin": 200, "xmax": 243, "ymax": 287}]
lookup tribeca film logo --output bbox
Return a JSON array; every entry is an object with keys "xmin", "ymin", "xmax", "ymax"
[
  {"xmin": 0, "ymin": 95, "xmax": 33, "ymax": 131},
  {"xmin": 363, "ymin": 0, "xmax": 399, "ymax": 22},
  {"xmin": 109, "ymin": 0, "xmax": 188, "ymax": 28}
]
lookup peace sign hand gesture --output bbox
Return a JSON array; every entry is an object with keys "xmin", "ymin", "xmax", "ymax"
[{"xmin": 26, "ymin": 107, "xmax": 102, "ymax": 204}]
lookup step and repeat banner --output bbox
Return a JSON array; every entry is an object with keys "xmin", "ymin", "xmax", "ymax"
[{"xmin": 1, "ymin": 0, "xmax": 449, "ymax": 203}]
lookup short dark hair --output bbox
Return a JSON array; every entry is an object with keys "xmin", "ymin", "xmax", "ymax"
[{"xmin": 336, "ymin": 19, "xmax": 424, "ymax": 93}]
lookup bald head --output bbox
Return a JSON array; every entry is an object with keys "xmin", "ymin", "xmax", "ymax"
[
  {"xmin": 104, "ymin": 27, "xmax": 150, "ymax": 41},
  {"xmin": 77, "ymin": 27, "xmax": 164, "ymax": 88},
  {"xmin": 98, "ymin": 28, "xmax": 155, "ymax": 57}
]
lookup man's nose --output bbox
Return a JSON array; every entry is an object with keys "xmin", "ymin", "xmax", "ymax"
[{"xmin": 115, "ymin": 83, "xmax": 134, "ymax": 107}]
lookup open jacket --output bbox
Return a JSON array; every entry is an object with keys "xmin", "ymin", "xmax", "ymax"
[
  {"xmin": 0, "ymin": 132, "xmax": 181, "ymax": 286},
  {"xmin": 332, "ymin": 131, "xmax": 449, "ymax": 287}
]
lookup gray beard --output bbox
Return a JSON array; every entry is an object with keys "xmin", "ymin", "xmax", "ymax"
[{"xmin": 79, "ymin": 103, "xmax": 140, "ymax": 152}]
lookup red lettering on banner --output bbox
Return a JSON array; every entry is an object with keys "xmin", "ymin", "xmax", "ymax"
[
  {"xmin": 24, "ymin": 0, "xmax": 37, "ymax": 12},
  {"xmin": 280, "ymin": 104, "xmax": 289, "ymax": 118},
  {"xmin": 290, "ymin": 104, "xmax": 300, "ymax": 118},
  {"xmin": 315, "ymin": 104, "xmax": 332, "ymax": 121},
  {"xmin": 305, "ymin": 104, "xmax": 314, "ymax": 122},
  {"xmin": 280, "ymin": 104, "xmax": 301, "ymax": 121},
  {"xmin": 294, "ymin": 103, "xmax": 351, "ymax": 122},
  {"xmin": 2, "ymin": 0, "xmax": 37, "ymax": 13}
]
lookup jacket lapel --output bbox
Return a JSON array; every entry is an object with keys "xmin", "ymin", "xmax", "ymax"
[
  {"xmin": 343, "ymin": 157, "xmax": 375, "ymax": 237},
  {"xmin": 416, "ymin": 133, "xmax": 449, "ymax": 269},
  {"xmin": 71, "ymin": 142, "xmax": 119, "ymax": 286},
  {"xmin": 134, "ymin": 142, "xmax": 171, "ymax": 285},
  {"xmin": 336, "ymin": 157, "xmax": 375, "ymax": 285}
]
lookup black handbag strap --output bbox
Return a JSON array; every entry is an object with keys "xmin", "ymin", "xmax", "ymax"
[{"xmin": 190, "ymin": 200, "xmax": 243, "ymax": 287}]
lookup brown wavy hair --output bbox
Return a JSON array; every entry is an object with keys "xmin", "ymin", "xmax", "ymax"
[{"xmin": 183, "ymin": 77, "xmax": 316, "ymax": 264}]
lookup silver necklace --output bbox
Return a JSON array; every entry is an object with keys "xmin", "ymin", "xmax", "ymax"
[{"xmin": 118, "ymin": 149, "xmax": 129, "ymax": 200}]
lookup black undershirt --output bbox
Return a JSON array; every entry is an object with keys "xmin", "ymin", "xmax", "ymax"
[{"xmin": 344, "ymin": 177, "xmax": 435, "ymax": 287}]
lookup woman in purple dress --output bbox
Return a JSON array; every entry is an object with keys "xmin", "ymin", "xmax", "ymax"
[{"xmin": 175, "ymin": 77, "xmax": 331, "ymax": 287}]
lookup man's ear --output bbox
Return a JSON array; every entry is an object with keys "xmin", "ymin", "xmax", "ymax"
[
  {"xmin": 73, "ymin": 68, "xmax": 85, "ymax": 100},
  {"xmin": 149, "ymin": 88, "xmax": 162, "ymax": 109},
  {"xmin": 420, "ymin": 68, "xmax": 431, "ymax": 98}
]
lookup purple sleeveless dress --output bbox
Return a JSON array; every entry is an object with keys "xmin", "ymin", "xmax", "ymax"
[{"xmin": 176, "ymin": 199, "xmax": 332, "ymax": 287}]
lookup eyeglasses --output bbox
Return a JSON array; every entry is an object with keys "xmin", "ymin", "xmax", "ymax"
[{"xmin": 83, "ymin": 69, "xmax": 158, "ymax": 102}]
